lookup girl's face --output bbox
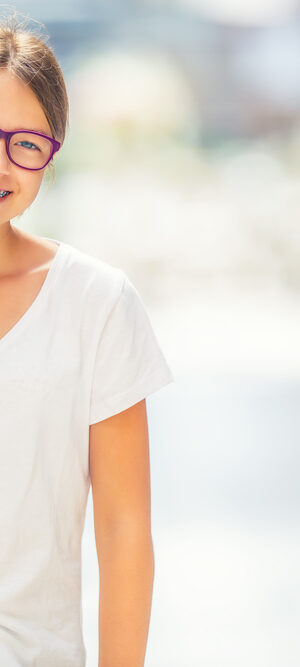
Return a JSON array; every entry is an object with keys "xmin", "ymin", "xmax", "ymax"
[{"xmin": 0, "ymin": 69, "xmax": 53, "ymax": 227}]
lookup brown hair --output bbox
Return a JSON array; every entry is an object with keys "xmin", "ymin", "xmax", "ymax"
[{"xmin": 0, "ymin": 6, "xmax": 69, "ymax": 180}]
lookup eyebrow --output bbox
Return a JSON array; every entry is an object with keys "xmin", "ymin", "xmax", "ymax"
[{"xmin": 12, "ymin": 127, "xmax": 51, "ymax": 136}]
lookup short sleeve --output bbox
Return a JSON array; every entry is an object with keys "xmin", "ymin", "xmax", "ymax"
[{"xmin": 89, "ymin": 273, "xmax": 175, "ymax": 424}]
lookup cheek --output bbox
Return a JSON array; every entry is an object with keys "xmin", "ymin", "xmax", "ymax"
[
  {"xmin": 1, "ymin": 172, "xmax": 45, "ymax": 220},
  {"xmin": 22, "ymin": 174, "xmax": 44, "ymax": 202},
  {"xmin": 15, "ymin": 173, "xmax": 44, "ymax": 211}
]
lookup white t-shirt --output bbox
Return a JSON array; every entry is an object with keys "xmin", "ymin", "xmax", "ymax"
[{"xmin": 0, "ymin": 237, "xmax": 174, "ymax": 666}]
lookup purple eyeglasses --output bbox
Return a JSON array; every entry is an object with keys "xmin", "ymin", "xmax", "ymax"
[{"xmin": 0, "ymin": 127, "xmax": 61, "ymax": 171}]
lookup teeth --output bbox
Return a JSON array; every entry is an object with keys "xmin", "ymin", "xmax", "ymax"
[{"xmin": 0, "ymin": 190, "xmax": 10, "ymax": 197}]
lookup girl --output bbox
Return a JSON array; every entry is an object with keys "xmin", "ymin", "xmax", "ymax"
[{"xmin": 0, "ymin": 11, "xmax": 174, "ymax": 667}]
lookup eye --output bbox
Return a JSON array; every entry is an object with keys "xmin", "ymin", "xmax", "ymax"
[{"xmin": 15, "ymin": 140, "xmax": 41, "ymax": 152}]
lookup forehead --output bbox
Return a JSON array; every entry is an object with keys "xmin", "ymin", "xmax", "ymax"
[{"xmin": 0, "ymin": 69, "xmax": 51, "ymax": 135}]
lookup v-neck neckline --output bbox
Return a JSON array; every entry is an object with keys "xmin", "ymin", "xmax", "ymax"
[{"xmin": 0, "ymin": 236, "xmax": 67, "ymax": 351}]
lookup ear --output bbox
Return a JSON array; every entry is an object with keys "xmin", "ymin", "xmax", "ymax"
[{"xmin": 44, "ymin": 161, "xmax": 56, "ymax": 185}]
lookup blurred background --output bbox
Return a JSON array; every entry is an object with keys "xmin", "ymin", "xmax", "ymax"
[{"xmin": 5, "ymin": 0, "xmax": 300, "ymax": 665}]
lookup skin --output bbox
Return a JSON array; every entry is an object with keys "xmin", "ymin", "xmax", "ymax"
[
  {"xmin": 90, "ymin": 403, "xmax": 155, "ymax": 667},
  {"xmin": 0, "ymin": 68, "xmax": 61, "ymax": 341},
  {"xmin": 1, "ymin": 68, "xmax": 154, "ymax": 666},
  {"xmin": 0, "ymin": 68, "xmax": 58, "ymax": 274}
]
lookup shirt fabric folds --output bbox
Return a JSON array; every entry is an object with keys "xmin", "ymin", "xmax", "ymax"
[{"xmin": 0, "ymin": 238, "xmax": 174, "ymax": 666}]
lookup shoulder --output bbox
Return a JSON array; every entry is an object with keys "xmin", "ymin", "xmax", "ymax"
[{"xmin": 61, "ymin": 241, "xmax": 126, "ymax": 303}]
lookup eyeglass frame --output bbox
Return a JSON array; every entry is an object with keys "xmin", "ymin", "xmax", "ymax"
[{"xmin": 0, "ymin": 127, "xmax": 61, "ymax": 171}]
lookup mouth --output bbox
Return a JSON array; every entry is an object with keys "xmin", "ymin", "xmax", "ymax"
[{"xmin": 0, "ymin": 189, "xmax": 12, "ymax": 200}]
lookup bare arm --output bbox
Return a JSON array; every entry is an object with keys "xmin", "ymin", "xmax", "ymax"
[{"xmin": 89, "ymin": 399, "xmax": 155, "ymax": 667}]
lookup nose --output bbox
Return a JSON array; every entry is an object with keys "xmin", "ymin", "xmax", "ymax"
[{"xmin": 0, "ymin": 138, "xmax": 11, "ymax": 174}]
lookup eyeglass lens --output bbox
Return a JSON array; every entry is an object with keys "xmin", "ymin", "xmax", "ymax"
[{"xmin": 8, "ymin": 132, "xmax": 52, "ymax": 169}]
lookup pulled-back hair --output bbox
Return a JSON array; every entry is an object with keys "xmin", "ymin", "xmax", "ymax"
[{"xmin": 0, "ymin": 6, "xmax": 69, "ymax": 176}]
